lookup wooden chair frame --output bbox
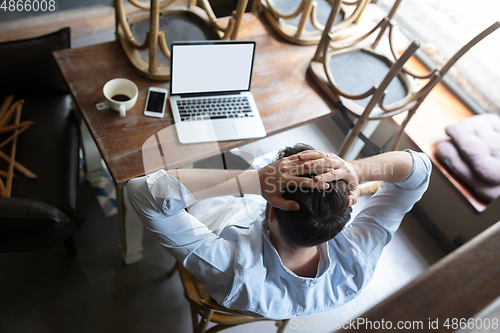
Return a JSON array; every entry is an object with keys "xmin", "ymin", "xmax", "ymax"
[
  {"xmin": 173, "ymin": 262, "xmax": 289, "ymax": 333},
  {"xmin": 0, "ymin": 96, "xmax": 36, "ymax": 197},
  {"xmin": 115, "ymin": 0, "xmax": 248, "ymax": 80},
  {"xmin": 309, "ymin": 0, "xmax": 500, "ymax": 158},
  {"xmin": 258, "ymin": 0, "xmax": 370, "ymax": 45}
]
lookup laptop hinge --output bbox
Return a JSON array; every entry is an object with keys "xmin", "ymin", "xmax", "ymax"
[{"xmin": 178, "ymin": 91, "xmax": 242, "ymax": 98}]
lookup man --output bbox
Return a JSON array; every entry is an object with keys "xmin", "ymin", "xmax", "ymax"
[{"xmin": 127, "ymin": 144, "xmax": 431, "ymax": 319}]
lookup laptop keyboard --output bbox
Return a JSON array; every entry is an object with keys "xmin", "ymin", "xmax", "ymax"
[{"xmin": 176, "ymin": 96, "xmax": 254, "ymax": 121}]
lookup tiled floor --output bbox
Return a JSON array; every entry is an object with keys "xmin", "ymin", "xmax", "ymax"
[
  {"xmin": 88, "ymin": 160, "xmax": 118, "ymax": 217},
  {"xmin": 0, "ymin": 13, "xmax": 445, "ymax": 333}
]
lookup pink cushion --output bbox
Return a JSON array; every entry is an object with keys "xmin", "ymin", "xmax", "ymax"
[
  {"xmin": 445, "ymin": 114, "xmax": 500, "ymax": 185},
  {"xmin": 436, "ymin": 140, "xmax": 500, "ymax": 203}
]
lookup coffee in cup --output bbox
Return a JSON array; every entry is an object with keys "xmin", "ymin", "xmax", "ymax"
[{"xmin": 111, "ymin": 94, "xmax": 131, "ymax": 102}]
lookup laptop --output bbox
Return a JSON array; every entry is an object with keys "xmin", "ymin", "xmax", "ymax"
[{"xmin": 169, "ymin": 41, "xmax": 267, "ymax": 144}]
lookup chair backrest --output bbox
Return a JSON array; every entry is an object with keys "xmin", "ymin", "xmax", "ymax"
[
  {"xmin": 356, "ymin": 40, "xmax": 420, "ymax": 119},
  {"xmin": 0, "ymin": 27, "xmax": 71, "ymax": 98},
  {"xmin": 176, "ymin": 262, "xmax": 290, "ymax": 333},
  {"xmin": 311, "ymin": 0, "xmax": 416, "ymax": 117},
  {"xmin": 313, "ymin": 0, "xmax": 402, "ymax": 62},
  {"xmin": 259, "ymin": 0, "xmax": 370, "ymax": 45},
  {"xmin": 333, "ymin": 40, "xmax": 419, "ymax": 157}
]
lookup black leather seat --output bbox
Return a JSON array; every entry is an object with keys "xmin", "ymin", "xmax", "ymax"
[{"xmin": 0, "ymin": 28, "xmax": 82, "ymax": 253}]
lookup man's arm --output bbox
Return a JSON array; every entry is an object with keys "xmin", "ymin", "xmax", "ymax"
[
  {"xmin": 164, "ymin": 168, "xmax": 261, "ymax": 199},
  {"xmin": 298, "ymin": 150, "xmax": 414, "ymax": 206},
  {"xmin": 156, "ymin": 150, "xmax": 414, "ymax": 211},
  {"xmin": 349, "ymin": 151, "xmax": 414, "ymax": 184},
  {"xmin": 155, "ymin": 152, "xmax": 329, "ymax": 211},
  {"xmin": 127, "ymin": 175, "xmax": 237, "ymax": 303},
  {"xmin": 348, "ymin": 151, "xmax": 431, "ymax": 268}
]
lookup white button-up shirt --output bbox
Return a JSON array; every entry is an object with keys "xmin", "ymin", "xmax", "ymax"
[{"xmin": 127, "ymin": 150, "xmax": 431, "ymax": 320}]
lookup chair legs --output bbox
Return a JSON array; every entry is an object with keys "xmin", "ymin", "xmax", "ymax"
[
  {"xmin": 166, "ymin": 262, "xmax": 178, "ymax": 278},
  {"xmin": 338, "ymin": 118, "xmax": 366, "ymax": 159},
  {"xmin": 198, "ymin": 308, "xmax": 214, "ymax": 333},
  {"xmin": 189, "ymin": 302, "xmax": 212, "ymax": 333},
  {"xmin": 186, "ymin": 296, "xmax": 290, "ymax": 333},
  {"xmin": 391, "ymin": 105, "xmax": 420, "ymax": 152},
  {"xmin": 177, "ymin": 260, "xmax": 291, "ymax": 333},
  {"xmin": 276, "ymin": 319, "xmax": 290, "ymax": 333},
  {"xmin": 200, "ymin": 317, "xmax": 289, "ymax": 333}
]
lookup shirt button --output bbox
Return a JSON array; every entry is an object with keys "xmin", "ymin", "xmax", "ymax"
[{"xmin": 308, "ymin": 282, "xmax": 314, "ymax": 287}]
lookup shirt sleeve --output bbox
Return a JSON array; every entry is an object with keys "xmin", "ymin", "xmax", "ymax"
[
  {"xmin": 127, "ymin": 171, "xmax": 235, "ymax": 301},
  {"xmin": 341, "ymin": 150, "xmax": 432, "ymax": 269}
]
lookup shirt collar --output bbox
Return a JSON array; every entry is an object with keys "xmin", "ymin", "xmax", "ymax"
[{"xmin": 260, "ymin": 225, "xmax": 332, "ymax": 285}]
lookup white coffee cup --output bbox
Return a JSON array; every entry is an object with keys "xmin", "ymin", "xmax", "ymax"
[{"xmin": 103, "ymin": 78, "xmax": 139, "ymax": 117}]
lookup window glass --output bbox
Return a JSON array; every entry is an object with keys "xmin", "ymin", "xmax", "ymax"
[{"xmin": 377, "ymin": 0, "xmax": 500, "ymax": 114}]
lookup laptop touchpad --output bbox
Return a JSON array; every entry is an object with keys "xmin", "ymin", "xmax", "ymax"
[{"xmin": 213, "ymin": 121, "xmax": 238, "ymax": 140}]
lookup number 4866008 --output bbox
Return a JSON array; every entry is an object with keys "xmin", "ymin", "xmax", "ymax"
[{"xmin": 1, "ymin": 0, "xmax": 56, "ymax": 11}]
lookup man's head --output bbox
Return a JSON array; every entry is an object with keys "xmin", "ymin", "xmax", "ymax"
[{"xmin": 267, "ymin": 143, "xmax": 352, "ymax": 248}]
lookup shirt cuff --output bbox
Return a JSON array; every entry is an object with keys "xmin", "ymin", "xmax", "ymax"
[
  {"xmin": 146, "ymin": 169, "xmax": 197, "ymax": 216},
  {"xmin": 395, "ymin": 150, "xmax": 432, "ymax": 190}
]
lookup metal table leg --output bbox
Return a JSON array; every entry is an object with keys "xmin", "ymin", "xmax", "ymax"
[
  {"xmin": 80, "ymin": 120, "xmax": 104, "ymax": 182},
  {"xmin": 79, "ymin": 112, "xmax": 144, "ymax": 265},
  {"xmin": 116, "ymin": 185, "xmax": 144, "ymax": 265}
]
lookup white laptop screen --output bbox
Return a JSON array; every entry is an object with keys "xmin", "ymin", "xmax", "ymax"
[{"xmin": 171, "ymin": 42, "xmax": 255, "ymax": 95}]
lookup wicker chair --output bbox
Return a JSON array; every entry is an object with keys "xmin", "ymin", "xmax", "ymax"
[
  {"xmin": 170, "ymin": 262, "xmax": 289, "ymax": 333},
  {"xmin": 257, "ymin": 0, "xmax": 369, "ymax": 45},
  {"xmin": 115, "ymin": 0, "xmax": 249, "ymax": 80},
  {"xmin": 309, "ymin": 0, "xmax": 500, "ymax": 159}
]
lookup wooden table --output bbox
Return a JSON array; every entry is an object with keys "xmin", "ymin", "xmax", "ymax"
[{"xmin": 54, "ymin": 13, "xmax": 336, "ymax": 264}]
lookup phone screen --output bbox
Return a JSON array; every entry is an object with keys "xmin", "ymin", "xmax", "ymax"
[{"xmin": 146, "ymin": 91, "xmax": 166, "ymax": 113}]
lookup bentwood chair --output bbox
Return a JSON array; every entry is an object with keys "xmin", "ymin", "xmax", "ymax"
[
  {"xmin": 257, "ymin": 0, "xmax": 369, "ymax": 45},
  {"xmin": 115, "ymin": 0, "xmax": 249, "ymax": 80},
  {"xmin": 172, "ymin": 262, "xmax": 289, "ymax": 333},
  {"xmin": 308, "ymin": 0, "xmax": 500, "ymax": 159}
]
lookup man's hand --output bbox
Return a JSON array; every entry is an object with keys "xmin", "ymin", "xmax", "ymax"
[
  {"xmin": 257, "ymin": 153, "xmax": 330, "ymax": 211},
  {"xmin": 298, "ymin": 150, "xmax": 360, "ymax": 207}
]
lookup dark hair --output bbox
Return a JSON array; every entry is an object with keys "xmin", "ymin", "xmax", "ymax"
[{"xmin": 272, "ymin": 143, "xmax": 352, "ymax": 247}]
